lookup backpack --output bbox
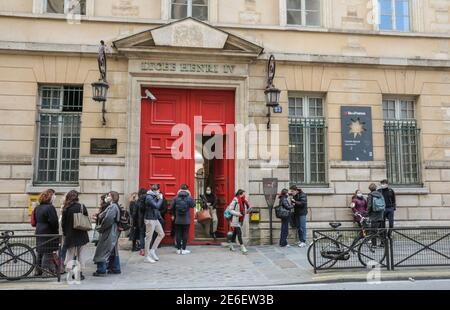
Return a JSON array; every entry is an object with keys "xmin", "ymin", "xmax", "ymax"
[
  {"xmin": 30, "ymin": 208, "xmax": 36, "ymax": 227},
  {"xmin": 372, "ymin": 195, "xmax": 386, "ymax": 212},
  {"xmin": 274, "ymin": 205, "xmax": 290, "ymax": 219},
  {"xmin": 175, "ymin": 197, "xmax": 189, "ymax": 216},
  {"xmin": 224, "ymin": 199, "xmax": 238, "ymax": 221},
  {"xmin": 118, "ymin": 204, "xmax": 131, "ymax": 231}
]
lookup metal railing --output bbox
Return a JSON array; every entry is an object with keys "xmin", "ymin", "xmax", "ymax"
[
  {"xmin": 309, "ymin": 227, "xmax": 450, "ymax": 273},
  {"xmin": 0, "ymin": 231, "xmax": 62, "ymax": 281}
]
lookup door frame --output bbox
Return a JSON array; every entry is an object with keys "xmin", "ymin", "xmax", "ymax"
[{"xmin": 127, "ymin": 74, "xmax": 250, "ymax": 243}]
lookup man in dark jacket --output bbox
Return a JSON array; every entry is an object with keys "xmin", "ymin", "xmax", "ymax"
[
  {"xmin": 279, "ymin": 189, "xmax": 294, "ymax": 247},
  {"xmin": 171, "ymin": 184, "xmax": 195, "ymax": 254},
  {"xmin": 378, "ymin": 179, "xmax": 396, "ymax": 229},
  {"xmin": 289, "ymin": 185, "xmax": 308, "ymax": 247},
  {"xmin": 367, "ymin": 183, "xmax": 385, "ymax": 247},
  {"xmin": 136, "ymin": 188, "xmax": 147, "ymax": 256},
  {"xmin": 144, "ymin": 185, "xmax": 165, "ymax": 263}
]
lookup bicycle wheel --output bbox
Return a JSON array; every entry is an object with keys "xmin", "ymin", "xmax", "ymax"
[
  {"xmin": 307, "ymin": 237, "xmax": 341, "ymax": 270},
  {"xmin": 357, "ymin": 236, "xmax": 387, "ymax": 267},
  {"xmin": 0, "ymin": 243, "xmax": 36, "ymax": 280}
]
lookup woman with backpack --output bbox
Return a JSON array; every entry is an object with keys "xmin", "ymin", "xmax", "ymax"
[
  {"xmin": 61, "ymin": 190, "xmax": 90, "ymax": 280},
  {"xmin": 367, "ymin": 183, "xmax": 385, "ymax": 247},
  {"xmin": 171, "ymin": 184, "xmax": 195, "ymax": 255},
  {"xmin": 93, "ymin": 191, "xmax": 121, "ymax": 276},
  {"xmin": 277, "ymin": 189, "xmax": 294, "ymax": 248},
  {"xmin": 226, "ymin": 189, "xmax": 250, "ymax": 254}
]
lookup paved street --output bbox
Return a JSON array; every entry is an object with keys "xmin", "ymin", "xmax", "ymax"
[{"xmin": 1, "ymin": 243, "xmax": 450, "ymax": 290}]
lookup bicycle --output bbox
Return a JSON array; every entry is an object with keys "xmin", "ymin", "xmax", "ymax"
[
  {"xmin": 0, "ymin": 231, "xmax": 36, "ymax": 280},
  {"xmin": 307, "ymin": 214, "xmax": 387, "ymax": 270}
]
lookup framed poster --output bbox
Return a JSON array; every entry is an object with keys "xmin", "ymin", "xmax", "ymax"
[{"xmin": 341, "ymin": 106, "xmax": 373, "ymax": 161}]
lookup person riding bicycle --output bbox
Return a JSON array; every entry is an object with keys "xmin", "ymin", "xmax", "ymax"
[{"xmin": 350, "ymin": 189, "xmax": 368, "ymax": 227}]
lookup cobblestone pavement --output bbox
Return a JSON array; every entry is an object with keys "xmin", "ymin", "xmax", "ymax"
[{"xmin": 2, "ymin": 243, "xmax": 450, "ymax": 289}]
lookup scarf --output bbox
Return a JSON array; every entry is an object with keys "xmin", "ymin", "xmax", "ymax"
[{"xmin": 237, "ymin": 196, "xmax": 246, "ymax": 222}]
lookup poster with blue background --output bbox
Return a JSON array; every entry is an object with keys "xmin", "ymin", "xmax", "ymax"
[{"xmin": 341, "ymin": 106, "xmax": 373, "ymax": 161}]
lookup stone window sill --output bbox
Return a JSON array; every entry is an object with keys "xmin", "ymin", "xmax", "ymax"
[
  {"xmin": 301, "ymin": 187, "xmax": 335, "ymax": 195},
  {"xmin": 26, "ymin": 182, "xmax": 80, "ymax": 194},
  {"xmin": 391, "ymin": 187, "xmax": 429, "ymax": 195}
]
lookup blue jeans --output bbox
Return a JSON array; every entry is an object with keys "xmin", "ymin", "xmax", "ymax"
[
  {"xmin": 139, "ymin": 227, "xmax": 146, "ymax": 250},
  {"xmin": 296, "ymin": 214, "xmax": 307, "ymax": 243},
  {"xmin": 279, "ymin": 218, "xmax": 289, "ymax": 247},
  {"xmin": 96, "ymin": 253, "xmax": 121, "ymax": 274}
]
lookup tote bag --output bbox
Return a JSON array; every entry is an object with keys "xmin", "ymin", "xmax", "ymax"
[{"xmin": 73, "ymin": 204, "xmax": 92, "ymax": 231}]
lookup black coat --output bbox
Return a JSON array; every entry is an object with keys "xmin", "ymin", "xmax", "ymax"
[
  {"xmin": 34, "ymin": 203, "xmax": 59, "ymax": 253},
  {"xmin": 378, "ymin": 187, "xmax": 396, "ymax": 209},
  {"xmin": 171, "ymin": 190, "xmax": 195, "ymax": 225},
  {"xmin": 292, "ymin": 191, "xmax": 308, "ymax": 216},
  {"xmin": 61, "ymin": 202, "xmax": 90, "ymax": 248}
]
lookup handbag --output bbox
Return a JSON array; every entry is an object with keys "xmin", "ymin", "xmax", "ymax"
[
  {"xmin": 197, "ymin": 208, "xmax": 212, "ymax": 223},
  {"xmin": 73, "ymin": 204, "xmax": 92, "ymax": 231},
  {"xmin": 91, "ymin": 225, "xmax": 99, "ymax": 244}
]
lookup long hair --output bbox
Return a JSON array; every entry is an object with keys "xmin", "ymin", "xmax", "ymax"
[
  {"xmin": 279, "ymin": 188, "xmax": 289, "ymax": 198},
  {"xmin": 235, "ymin": 189, "xmax": 245, "ymax": 197},
  {"xmin": 138, "ymin": 188, "xmax": 147, "ymax": 199},
  {"xmin": 38, "ymin": 189, "xmax": 54, "ymax": 205},
  {"xmin": 129, "ymin": 192, "xmax": 138, "ymax": 203},
  {"xmin": 63, "ymin": 190, "xmax": 79, "ymax": 209}
]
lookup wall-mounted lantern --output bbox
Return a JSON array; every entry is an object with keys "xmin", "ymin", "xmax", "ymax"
[
  {"xmin": 91, "ymin": 40, "xmax": 109, "ymax": 126},
  {"xmin": 264, "ymin": 54, "xmax": 281, "ymax": 129}
]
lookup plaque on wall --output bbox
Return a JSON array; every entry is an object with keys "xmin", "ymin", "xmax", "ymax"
[
  {"xmin": 341, "ymin": 106, "xmax": 373, "ymax": 161},
  {"xmin": 90, "ymin": 139, "xmax": 117, "ymax": 155}
]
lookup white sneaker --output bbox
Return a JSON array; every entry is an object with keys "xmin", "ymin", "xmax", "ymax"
[
  {"xmin": 181, "ymin": 250, "xmax": 191, "ymax": 255},
  {"xmin": 149, "ymin": 249, "xmax": 159, "ymax": 261},
  {"xmin": 240, "ymin": 245, "xmax": 248, "ymax": 254},
  {"xmin": 298, "ymin": 242, "xmax": 307, "ymax": 248},
  {"xmin": 145, "ymin": 256, "xmax": 156, "ymax": 263},
  {"xmin": 176, "ymin": 249, "xmax": 182, "ymax": 255}
]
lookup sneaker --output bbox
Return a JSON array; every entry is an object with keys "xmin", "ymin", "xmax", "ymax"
[
  {"xmin": 181, "ymin": 250, "xmax": 191, "ymax": 255},
  {"xmin": 229, "ymin": 244, "xmax": 235, "ymax": 251},
  {"xmin": 145, "ymin": 256, "xmax": 156, "ymax": 263},
  {"xmin": 149, "ymin": 249, "xmax": 159, "ymax": 261},
  {"xmin": 240, "ymin": 245, "xmax": 248, "ymax": 254},
  {"xmin": 139, "ymin": 249, "xmax": 145, "ymax": 256},
  {"xmin": 176, "ymin": 249, "xmax": 182, "ymax": 255},
  {"xmin": 298, "ymin": 242, "xmax": 307, "ymax": 248},
  {"xmin": 92, "ymin": 271, "xmax": 106, "ymax": 277}
]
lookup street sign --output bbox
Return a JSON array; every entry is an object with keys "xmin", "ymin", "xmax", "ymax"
[{"xmin": 273, "ymin": 106, "xmax": 282, "ymax": 113}]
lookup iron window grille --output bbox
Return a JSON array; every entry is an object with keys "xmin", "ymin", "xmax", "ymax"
[
  {"xmin": 45, "ymin": 0, "xmax": 86, "ymax": 15},
  {"xmin": 35, "ymin": 86, "xmax": 83, "ymax": 185},
  {"xmin": 383, "ymin": 99, "xmax": 421, "ymax": 186},
  {"xmin": 288, "ymin": 95, "xmax": 327, "ymax": 185},
  {"xmin": 378, "ymin": 0, "xmax": 410, "ymax": 32},
  {"xmin": 286, "ymin": 0, "xmax": 321, "ymax": 27},
  {"xmin": 171, "ymin": 0, "xmax": 208, "ymax": 21}
]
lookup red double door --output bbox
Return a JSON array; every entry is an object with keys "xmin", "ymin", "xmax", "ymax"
[{"xmin": 139, "ymin": 88, "xmax": 235, "ymax": 244}]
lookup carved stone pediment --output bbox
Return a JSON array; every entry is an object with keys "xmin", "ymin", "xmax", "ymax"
[{"xmin": 113, "ymin": 17, "xmax": 263, "ymax": 59}]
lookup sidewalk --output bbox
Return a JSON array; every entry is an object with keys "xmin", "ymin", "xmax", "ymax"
[{"xmin": 1, "ymin": 244, "xmax": 450, "ymax": 289}]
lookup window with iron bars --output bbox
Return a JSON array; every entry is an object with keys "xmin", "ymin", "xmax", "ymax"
[
  {"xmin": 35, "ymin": 86, "xmax": 83, "ymax": 185},
  {"xmin": 383, "ymin": 98, "xmax": 421, "ymax": 185},
  {"xmin": 288, "ymin": 95, "xmax": 327, "ymax": 185}
]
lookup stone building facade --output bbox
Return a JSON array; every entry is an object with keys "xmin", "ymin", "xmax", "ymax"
[{"xmin": 0, "ymin": 0, "xmax": 449, "ymax": 244}]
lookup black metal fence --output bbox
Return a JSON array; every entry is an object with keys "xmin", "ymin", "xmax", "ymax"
[
  {"xmin": 0, "ymin": 231, "xmax": 62, "ymax": 281},
  {"xmin": 309, "ymin": 227, "xmax": 450, "ymax": 273}
]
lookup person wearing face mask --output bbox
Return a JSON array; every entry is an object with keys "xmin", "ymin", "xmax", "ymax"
[
  {"xmin": 143, "ymin": 184, "xmax": 165, "ymax": 263},
  {"xmin": 33, "ymin": 189, "xmax": 59, "ymax": 276},
  {"xmin": 350, "ymin": 189, "xmax": 368, "ymax": 227},
  {"xmin": 378, "ymin": 179, "xmax": 396, "ymax": 229},
  {"xmin": 200, "ymin": 186, "xmax": 218, "ymax": 240},
  {"xmin": 93, "ymin": 191, "xmax": 121, "ymax": 276},
  {"xmin": 226, "ymin": 189, "xmax": 251, "ymax": 254}
]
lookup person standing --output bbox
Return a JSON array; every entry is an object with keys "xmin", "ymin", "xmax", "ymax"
[
  {"xmin": 378, "ymin": 179, "xmax": 396, "ymax": 229},
  {"xmin": 93, "ymin": 191, "xmax": 121, "ymax": 276},
  {"xmin": 128, "ymin": 192, "xmax": 140, "ymax": 252},
  {"xmin": 61, "ymin": 190, "xmax": 90, "ymax": 280},
  {"xmin": 200, "ymin": 186, "xmax": 218, "ymax": 239},
  {"xmin": 350, "ymin": 189, "xmax": 368, "ymax": 227},
  {"xmin": 289, "ymin": 185, "xmax": 308, "ymax": 248},
  {"xmin": 171, "ymin": 184, "xmax": 195, "ymax": 255},
  {"xmin": 34, "ymin": 189, "xmax": 59, "ymax": 276},
  {"xmin": 367, "ymin": 183, "xmax": 385, "ymax": 246},
  {"xmin": 144, "ymin": 185, "xmax": 165, "ymax": 263},
  {"xmin": 136, "ymin": 188, "xmax": 147, "ymax": 256},
  {"xmin": 278, "ymin": 189, "xmax": 294, "ymax": 248},
  {"xmin": 227, "ymin": 189, "xmax": 250, "ymax": 254}
]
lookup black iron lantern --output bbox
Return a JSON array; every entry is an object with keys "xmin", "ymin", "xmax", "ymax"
[
  {"xmin": 91, "ymin": 80, "xmax": 109, "ymax": 102},
  {"xmin": 91, "ymin": 40, "xmax": 109, "ymax": 125},
  {"xmin": 265, "ymin": 55, "xmax": 280, "ymax": 129}
]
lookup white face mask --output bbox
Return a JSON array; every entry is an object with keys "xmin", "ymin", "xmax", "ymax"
[
  {"xmin": 381, "ymin": 184, "xmax": 388, "ymax": 189},
  {"xmin": 51, "ymin": 194, "xmax": 56, "ymax": 204},
  {"xmin": 105, "ymin": 196, "xmax": 112, "ymax": 204},
  {"xmin": 206, "ymin": 190, "xmax": 211, "ymax": 195},
  {"xmin": 357, "ymin": 193, "xmax": 363, "ymax": 198}
]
